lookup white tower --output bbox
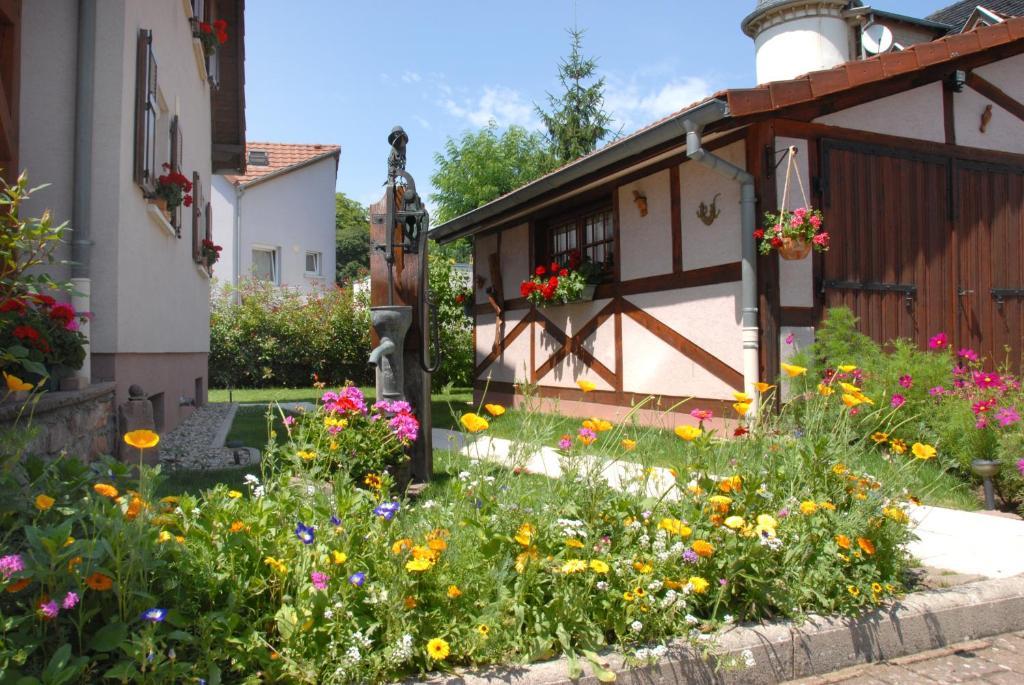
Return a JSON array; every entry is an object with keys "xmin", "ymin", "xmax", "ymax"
[{"xmin": 742, "ymin": 0, "xmax": 853, "ymax": 84}]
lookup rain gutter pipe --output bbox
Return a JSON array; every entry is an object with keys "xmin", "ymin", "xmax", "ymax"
[
  {"xmin": 233, "ymin": 184, "xmax": 244, "ymax": 303},
  {"xmin": 71, "ymin": 0, "xmax": 97, "ymax": 385},
  {"xmin": 678, "ymin": 99, "xmax": 760, "ymax": 411}
]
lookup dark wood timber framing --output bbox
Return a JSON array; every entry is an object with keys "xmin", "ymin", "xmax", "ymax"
[
  {"xmin": 0, "ymin": 0, "xmax": 20, "ymax": 184},
  {"xmin": 966, "ymin": 71, "xmax": 1024, "ymax": 125},
  {"xmin": 211, "ymin": 0, "xmax": 246, "ymax": 173},
  {"xmin": 670, "ymin": 165, "xmax": 682, "ymax": 273},
  {"xmin": 943, "ymin": 82, "xmax": 957, "ymax": 145},
  {"xmin": 747, "ymin": 121, "xmax": 780, "ymax": 388},
  {"xmin": 533, "ymin": 302, "xmax": 617, "ymax": 388}
]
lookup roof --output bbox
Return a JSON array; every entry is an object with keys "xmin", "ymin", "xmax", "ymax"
[
  {"xmin": 927, "ymin": 0, "xmax": 1024, "ymax": 32},
  {"xmin": 223, "ymin": 142, "xmax": 341, "ymax": 187},
  {"xmin": 431, "ymin": 16, "xmax": 1024, "ymax": 243}
]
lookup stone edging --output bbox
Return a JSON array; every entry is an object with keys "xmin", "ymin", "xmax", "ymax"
[
  {"xmin": 416, "ymin": 575, "xmax": 1024, "ymax": 684},
  {"xmin": 210, "ymin": 402, "xmax": 238, "ymax": 448},
  {"xmin": 0, "ymin": 382, "xmax": 116, "ymax": 422}
]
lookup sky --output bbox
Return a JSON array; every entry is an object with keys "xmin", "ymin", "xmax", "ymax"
[{"xmin": 243, "ymin": 0, "xmax": 950, "ymax": 213}]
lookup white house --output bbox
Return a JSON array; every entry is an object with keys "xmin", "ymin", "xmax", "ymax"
[
  {"xmin": 13, "ymin": 0, "xmax": 247, "ymax": 434},
  {"xmin": 212, "ymin": 143, "xmax": 339, "ymax": 293}
]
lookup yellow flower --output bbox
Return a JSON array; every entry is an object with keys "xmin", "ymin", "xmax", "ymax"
[
  {"xmin": 848, "ymin": 585, "xmax": 860, "ymax": 597},
  {"xmin": 723, "ymin": 515, "xmax": 745, "ymax": 530},
  {"xmin": 560, "ymin": 559, "xmax": 587, "ymax": 574},
  {"xmin": 514, "ymin": 547, "xmax": 538, "ymax": 573},
  {"xmin": 405, "ymin": 558, "xmax": 434, "ymax": 572},
  {"xmin": 476, "ymin": 624, "xmax": 490, "ymax": 638},
  {"xmin": 781, "ymin": 363, "xmax": 807, "ymax": 377},
  {"xmin": 392, "ymin": 538, "xmax": 413, "ymax": 555},
  {"xmin": 34, "ymin": 494, "xmax": 55, "ymax": 511},
  {"xmin": 621, "ymin": 438, "xmax": 637, "ymax": 451},
  {"xmin": 227, "ymin": 490, "xmax": 242, "ymax": 499},
  {"xmin": 799, "ymin": 500, "xmax": 818, "ymax": 515},
  {"xmin": 632, "ymin": 560, "xmax": 653, "ymax": 574},
  {"xmin": 264, "ymin": 556, "xmax": 288, "ymax": 574},
  {"xmin": 565, "ymin": 538, "xmax": 584, "ymax": 548},
  {"xmin": 857, "ymin": 537, "xmax": 876, "ymax": 555},
  {"xmin": 755, "ymin": 514, "xmax": 778, "ymax": 537},
  {"xmin": 733, "ymin": 391, "xmax": 752, "ymax": 403},
  {"xmin": 124, "ymin": 496, "xmax": 144, "ymax": 520},
  {"xmin": 484, "ymin": 403, "xmax": 506, "ymax": 417},
  {"xmin": 331, "ymin": 550, "xmax": 348, "ymax": 564},
  {"xmin": 708, "ymin": 495, "xmax": 732, "ymax": 513},
  {"xmin": 427, "ymin": 538, "xmax": 447, "ymax": 552},
  {"xmin": 872, "ymin": 582, "xmax": 883, "ymax": 595},
  {"xmin": 576, "ymin": 379, "xmax": 596, "ymax": 393},
  {"xmin": 832, "ymin": 463, "xmax": 847, "ymax": 475},
  {"xmin": 733, "ymin": 402, "xmax": 751, "ymax": 416},
  {"xmin": 426, "ymin": 638, "xmax": 450, "ymax": 661},
  {"xmin": 228, "ymin": 520, "xmax": 245, "ymax": 533},
  {"xmin": 622, "ymin": 591, "xmax": 636, "ymax": 602},
  {"xmin": 157, "ymin": 530, "xmax": 173, "ymax": 544},
  {"xmin": 514, "ymin": 522, "xmax": 535, "ymax": 546},
  {"xmin": 577, "ymin": 432, "xmax": 596, "ymax": 446},
  {"xmin": 447, "ymin": 585, "xmax": 462, "ymax": 598},
  {"xmin": 674, "ymin": 425, "xmax": 702, "ymax": 441},
  {"xmin": 123, "ymin": 430, "xmax": 160, "ymax": 449},
  {"xmin": 297, "ymin": 450, "xmax": 317, "ymax": 461},
  {"xmin": 658, "ymin": 518, "xmax": 692, "ymax": 537},
  {"xmin": 93, "ymin": 483, "xmax": 119, "ymax": 499},
  {"xmin": 691, "ymin": 540, "xmax": 714, "ymax": 558},
  {"xmin": 3, "ymin": 372, "xmax": 33, "ymax": 392},
  {"xmin": 753, "ymin": 382, "xmax": 774, "ymax": 393},
  {"xmin": 718, "ymin": 475, "xmax": 742, "ymax": 493},
  {"xmin": 589, "ymin": 418, "xmax": 613, "ymax": 432},
  {"xmin": 688, "ymin": 577, "xmax": 710, "ymax": 594},
  {"xmin": 363, "ymin": 473, "xmax": 382, "ymax": 490},
  {"xmin": 890, "ymin": 438, "xmax": 908, "ymax": 454},
  {"xmin": 589, "ymin": 559, "xmax": 609, "ymax": 574},
  {"xmin": 460, "ymin": 413, "xmax": 489, "ymax": 433},
  {"xmin": 841, "ymin": 394, "xmax": 863, "ymax": 408},
  {"xmin": 411, "ymin": 545, "xmax": 439, "ymax": 562},
  {"xmin": 911, "ymin": 443, "xmax": 936, "ymax": 460},
  {"xmin": 883, "ymin": 507, "xmax": 909, "ymax": 524},
  {"xmin": 840, "ymin": 382, "xmax": 860, "ymax": 394},
  {"xmin": 818, "ymin": 383, "xmax": 835, "ymax": 396},
  {"xmin": 870, "ymin": 432, "xmax": 889, "ymax": 444}
]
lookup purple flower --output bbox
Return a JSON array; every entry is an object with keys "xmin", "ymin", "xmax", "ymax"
[
  {"xmin": 295, "ymin": 522, "xmax": 315, "ymax": 545},
  {"xmin": 578, "ymin": 427, "xmax": 597, "ymax": 442},
  {"xmin": 996, "ymin": 407, "xmax": 1020, "ymax": 427},
  {"xmin": 718, "ymin": 578, "xmax": 728, "ymax": 587},
  {"xmin": 558, "ymin": 436, "xmax": 572, "ymax": 451},
  {"xmin": 61, "ymin": 591, "xmax": 79, "ymax": 610},
  {"xmin": 389, "ymin": 412, "xmax": 419, "ymax": 443},
  {"xmin": 1017, "ymin": 459, "xmax": 1024, "ymax": 476},
  {"xmin": 373, "ymin": 501, "xmax": 400, "ymax": 521},
  {"xmin": 898, "ymin": 374, "xmax": 913, "ymax": 389},
  {"xmin": 311, "ymin": 571, "xmax": 329, "ymax": 591},
  {"xmin": 785, "ymin": 333, "xmax": 795, "ymax": 345},
  {"xmin": 891, "ymin": 394, "xmax": 906, "ymax": 408},
  {"xmin": 682, "ymin": 549, "xmax": 699, "ymax": 564},
  {"xmin": 778, "ymin": 508, "xmax": 790, "ymax": 519},
  {"xmin": 140, "ymin": 608, "xmax": 167, "ymax": 623},
  {"xmin": 349, "ymin": 572, "xmax": 366, "ymax": 587},
  {"xmin": 974, "ymin": 371, "xmax": 1003, "ymax": 389},
  {"xmin": 928, "ymin": 332, "xmax": 948, "ymax": 349},
  {"xmin": 929, "ymin": 386, "xmax": 945, "ymax": 397},
  {"xmin": 283, "ymin": 416, "xmax": 295, "ymax": 427},
  {"xmin": 0, "ymin": 554, "xmax": 23, "ymax": 579},
  {"xmin": 330, "ymin": 515, "xmax": 342, "ymax": 527},
  {"xmin": 374, "ymin": 400, "xmax": 412, "ymax": 414},
  {"xmin": 958, "ymin": 348, "xmax": 979, "ymax": 362},
  {"xmin": 39, "ymin": 600, "xmax": 59, "ymax": 619}
]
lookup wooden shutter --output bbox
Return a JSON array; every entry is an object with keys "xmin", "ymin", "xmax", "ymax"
[
  {"xmin": 133, "ymin": 29, "xmax": 157, "ymax": 190},
  {"xmin": 170, "ymin": 116, "xmax": 183, "ymax": 237},
  {"xmin": 0, "ymin": 1, "xmax": 21, "ymax": 184},
  {"xmin": 192, "ymin": 171, "xmax": 202, "ymax": 262},
  {"xmin": 204, "ymin": 200, "xmax": 213, "ymax": 271}
]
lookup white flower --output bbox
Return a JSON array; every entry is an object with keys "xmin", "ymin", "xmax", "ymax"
[
  {"xmin": 253, "ymin": 486, "xmax": 265, "ymax": 499},
  {"xmin": 742, "ymin": 649, "xmax": 756, "ymax": 667},
  {"xmin": 306, "ymin": 485, "xmax": 316, "ymax": 496},
  {"xmin": 651, "ymin": 645, "xmax": 667, "ymax": 658},
  {"xmin": 685, "ymin": 614, "xmax": 699, "ymax": 625},
  {"xmin": 596, "ymin": 581, "xmax": 609, "ymax": 591},
  {"xmin": 243, "ymin": 473, "xmax": 260, "ymax": 486},
  {"xmin": 458, "ymin": 471, "xmax": 472, "ymax": 481},
  {"xmin": 647, "ymin": 580, "xmax": 663, "ymax": 592},
  {"xmin": 345, "ymin": 646, "xmax": 361, "ymax": 663},
  {"xmin": 722, "ymin": 614, "xmax": 734, "ymax": 624},
  {"xmin": 324, "ymin": 609, "xmax": 333, "ymax": 619},
  {"xmin": 419, "ymin": 499, "xmax": 437, "ymax": 509},
  {"xmin": 638, "ymin": 534, "xmax": 651, "ymax": 547},
  {"xmin": 630, "ymin": 620, "xmax": 643, "ymax": 632}
]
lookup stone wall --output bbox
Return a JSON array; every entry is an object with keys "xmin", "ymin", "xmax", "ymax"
[{"xmin": 0, "ymin": 382, "xmax": 117, "ymax": 460}]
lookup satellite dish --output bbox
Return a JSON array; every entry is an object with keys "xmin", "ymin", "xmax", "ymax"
[{"xmin": 862, "ymin": 23, "xmax": 894, "ymax": 54}]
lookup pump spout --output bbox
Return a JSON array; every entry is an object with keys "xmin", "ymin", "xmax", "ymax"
[{"xmin": 368, "ymin": 337, "xmax": 396, "ymax": 367}]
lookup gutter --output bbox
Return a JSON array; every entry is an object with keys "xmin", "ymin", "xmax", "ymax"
[
  {"xmin": 678, "ymin": 99, "xmax": 760, "ymax": 410},
  {"xmin": 71, "ymin": 0, "xmax": 97, "ymax": 386},
  {"xmin": 233, "ymin": 183, "xmax": 244, "ymax": 303}
]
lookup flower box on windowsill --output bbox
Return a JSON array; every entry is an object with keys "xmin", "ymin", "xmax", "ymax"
[
  {"xmin": 146, "ymin": 202, "xmax": 176, "ymax": 238},
  {"xmin": 192, "ymin": 38, "xmax": 209, "ymax": 82}
]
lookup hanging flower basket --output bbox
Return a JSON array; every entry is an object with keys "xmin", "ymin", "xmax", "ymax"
[
  {"xmin": 779, "ymin": 236, "xmax": 813, "ymax": 261},
  {"xmin": 755, "ymin": 147, "xmax": 828, "ymax": 260}
]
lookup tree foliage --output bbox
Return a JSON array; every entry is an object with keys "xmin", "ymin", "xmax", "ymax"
[
  {"xmin": 335, "ymin": 192, "xmax": 370, "ymax": 284},
  {"xmin": 429, "ymin": 122, "xmax": 556, "ymax": 225},
  {"xmin": 535, "ymin": 28, "xmax": 615, "ymax": 164}
]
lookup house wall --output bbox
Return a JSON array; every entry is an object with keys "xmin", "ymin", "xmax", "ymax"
[
  {"xmin": 212, "ymin": 157, "xmax": 338, "ymax": 293},
  {"xmin": 19, "ymin": 0, "xmax": 216, "ymax": 432},
  {"xmin": 754, "ymin": 13, "xmax": 851, "ymax": 84},
  {"xmin": 210, "ymin": 175, "xmax": 238, "ymax": 288},
  {"xmin": 815, "ymin": 83, "xmax": 946, "ymax": 142}
]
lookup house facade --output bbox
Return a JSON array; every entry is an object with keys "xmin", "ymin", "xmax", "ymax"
[
  {"xmin": 212, "ymin": 143, "xmax": 340, "ymax": 294},
  {"xmin": 13, "ymin": 0, "xmax": 246, "ymax": 433},
  {"xmin": 431, "ymin": 1, "xmax": 1024, "ymax": 425}
]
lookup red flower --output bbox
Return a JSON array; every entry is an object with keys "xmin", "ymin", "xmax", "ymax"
[
  {"xmin": 199, "ymin": 22, "xmax": 212, "ymax": 33},
  {"xmin": 752, "ymin": 229, "xmax": 764, "ymax": 240},
  {"xmin": 550, "ymin": 261, "xmax": 559, "ymax": 273},
  {"xmin": 733, "ymin": 426, "xmax": 749, "ymax": 437},
  {"xmin": 535, "ymin": 265, "xmax": 546, "ymax": 276},
  {"xmin": 520, "ymin": 281, "xmax": 534, "ymax": 297},
  {"xmin": 541, "ymin": 285, "xmax": 555, "ymax": 300},
  {"xmin": 217, "ymin": 31, "xmax": 228, "ymax": 45},
  {"xmin": 13, "ymin": 325, "xmax": 39, "ymax": 341},
  {"xmin": 49, "ymin": 303, "xmax": 75, "ymax": 324},
  {"xmin": 770, "ymin": 237, "xmax": 783, "ymax": 248},
  {"xmin": 0, "ymin": 299, "xmax": 26, "ymax": 314},
  {"xmin": 183, "ymin": 195, "xmax": 193, "ymax": 208},
  {"xmin": 455, "ymin": 294, "xmax": 465, "ymax": 304},
  {"xmin": 213, "ymin": 19, "xmax": 227, "ymax": 31},
  {"xmin": 548, "ymin": 277, "xmax": 558, "ymax": 288},
  {"xmin": 31, "ymin": 294, "xmax": 56, "ymax": 307},
  {"xmin": 559, "ymin": 268, "xmax": 568, "ymax": 277}
]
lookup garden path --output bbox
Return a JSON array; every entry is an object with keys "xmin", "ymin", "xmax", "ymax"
[{"xmin": 433, "ymin": 428, "xmax": 1024, "ymax": 580}]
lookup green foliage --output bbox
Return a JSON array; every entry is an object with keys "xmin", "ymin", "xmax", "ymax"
[
  {"xmin": 427, "ymin": 257, "xmax": 473, "ymax": 387},
  {"xmin": 335, "ymin": 193, "xmax": 370, "ymax": 284},
  {"xmin": 535, "ymin": 28, "xmax": 615, "ymax": 164},
  {"xmin": 209, "ymin": 280, "xmax": 372, "ymax": 389},
  {"xmin": 429, "ymin": 122, "xmax": 557, "ymax": 225}
]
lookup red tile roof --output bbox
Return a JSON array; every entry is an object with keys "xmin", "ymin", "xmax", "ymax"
[{"xmin": 224, "ymin": 142, "xmax": 340, "ymax": 186}]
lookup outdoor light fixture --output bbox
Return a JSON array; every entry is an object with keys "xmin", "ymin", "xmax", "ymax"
[
  {"xmin": 971, "ymin": 459, "xmax": 1001, "ymax": 510},
  {"xmin": 949, "ymin": 69, "xmax": 967, "ymax": 92}
]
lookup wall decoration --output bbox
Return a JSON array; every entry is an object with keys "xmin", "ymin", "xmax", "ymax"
[
  {"xmin": 632, "ymin": 190, "xmax": 648, "ymax": 217},
  {"xmin": 696, "ymin": 193, "xmax": 722, "ymax": 226},
  {"xmin": 980, "ymin": 104, "xmax": 993, "ymax": 133}
]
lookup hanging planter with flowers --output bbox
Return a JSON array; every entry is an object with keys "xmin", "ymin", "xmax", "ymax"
[
  {"xmin": 152, "ymin": 164, "xmax": 193, "ymax": 218},
  {"xmin": 755, "ymin": 146, "xmax": 829, "ymax": 260},
  {"xmin": 195, "ymin": 19, "xmax": 229, "ymax": 57},
  {"xmin": 201, "ymin": 239, "xmax": 223, "ymax": 267},
  {"xmin": 520, "ymin": 250, "xmax": 604, "ymax": 307},
  {"xmin": 454, "ymin": 290, "xmax": 474, "ymax": 318}
]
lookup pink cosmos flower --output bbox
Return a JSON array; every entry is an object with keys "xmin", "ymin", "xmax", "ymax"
[
  {"xmin": 311, "ymin": 571, "xmax": 329, "ymax": 591},
  {"xmin": 996, "ymin": 407, "xmax": 1020, "ymax": 427},
  {"xmin": 929, "ymin": 386, "xmax": 945, "ymax": 397},
  {"xmin": 558, "ymin": 435, "xmax": 572, "ymax": 451},
  {"xmin": 976, "ymin": 417, "xmax": 989, "ymax": 429},
  {"xmin": 958, "ymin": 348, "xmax": 979, "ymax": 362},
  {"xmin": 898, "ymin": 375, "xmax": 913, "ymax": 389},
  {"xmin": 972, "ymin": 399, "xmax": 996, "ymax": 415},
  {"xmin": 785, "ymin": 333, "xmax": 795, "ymax": 345},
  {"xmin": 62, "ymin": 592, "xmax": 79, "ymax": 610},
  {"xmin": 283, "ymin": 416, "xmax": 295, "ymax": 427},
  {"xmin": 0, "ymin": 554, "xmax": 23, "ymax": 579},
  {"xmin": 973, "ymin": 371, "xmax": 1003, "ymax": 389},
  {"xmin": 690, "ymin": 408, "xmax": 713, "ymax": 423},
  {"xmin": 890, "ymin": 394, "xmax": 906, "ymax": 408},
  {"xmin": 39, "ymin": 600, "xmax": 59, "ymax": 620},
  {"xmin": 928, "ymin": 333, "xmax": 948, "ymax": 349}
]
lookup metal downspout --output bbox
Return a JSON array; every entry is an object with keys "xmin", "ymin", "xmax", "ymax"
[
  {"xmin": 680, "ymin": 110, "xmax": 760, "ymax": 412},
  {"xmin": 233, "ymin": 185, "xmax": 244, "ymax": 303},
  {"xmin": 71, "ymin": 0, "xmax": 97, "ymax": 385}
]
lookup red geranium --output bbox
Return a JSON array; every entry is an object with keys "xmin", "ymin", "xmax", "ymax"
[
  {"xmin": 535, "ymin": 265, "xmax": 546, "ymax": 276},
  {"xmin": 0, "ymin": 299, "xmax": 26, "ymax": 314},
  {"xmin": 49, "ymin": 303, "xmax": 75, "ymax": 324},
  {"xmin": 13, "ymin": 325, "xmax": 39, "ymax": 341},
  {"xmin": 752, "ymin": 228, "xmax": 764, "ymax": 240},
  {"xmin": 31, "ymin": 294, "xmax": 56, "ymax": 307}
]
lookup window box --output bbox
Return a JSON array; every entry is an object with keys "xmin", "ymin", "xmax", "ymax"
[{"xmin": 147, "ymin": 201, "xmax": 177, "ymax": 237}]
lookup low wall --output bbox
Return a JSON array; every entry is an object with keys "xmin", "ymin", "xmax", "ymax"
[{"xmin": 0, "ymin": 382, "xmax": 117, "ymax": 460}]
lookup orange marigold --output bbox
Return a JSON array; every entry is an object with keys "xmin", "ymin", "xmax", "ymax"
[
  {"xmin": 93, "ymin": 483, "xmax": 119, "ymax": 499},
  {"xmin": 857, "ymin": 537, "xmax": 876, "ymax": 555},
  {"xmin": 691, "ymin": 540, "xmax": 714, "ymax": 558},
  {"xmin": 85, "ymin": 572, "xmax": 113, "ymax": 591}
]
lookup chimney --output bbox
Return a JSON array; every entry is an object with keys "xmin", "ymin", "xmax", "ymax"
[{"xmin": 742, "ymin": 0, "xmax": 853, "ymax": 84}]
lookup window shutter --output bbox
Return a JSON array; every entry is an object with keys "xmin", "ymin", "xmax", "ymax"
[
  {"xmin": 205, "ymin": 200, "xmax": 213, "ymax": 268},
  {"xmin": 133, "ymin": 30, "xmax": 152, "ymax": 188},
  {"xmin": 170, "ymin": 116, "xmax": 183, "ymax": 237},
  {"xmin": 192, "ymin": 172, "xmax": 202, "ymax": 262}
]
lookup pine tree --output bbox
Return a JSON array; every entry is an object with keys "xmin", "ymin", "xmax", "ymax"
[{"xmin": 536, "ymin": 28, "xmax": 614, "ymax": 164}]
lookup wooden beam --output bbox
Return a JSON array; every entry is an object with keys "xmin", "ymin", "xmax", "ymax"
[
  {"xmin": 670, "ymin": 164, "xmax": 682, "ymax": 273},
  {"xmin": 474, "ymin": 310, "xmax": 533, "ymax": 378},
  {"xmin": 620, "ymin": 298, "xmax": 744, "ymax": 390},
  {"xmin": 533, "ymin": 302, "xmax": 618, "ymax": 389},
  {"xmin": 943, "ymin": 83, "xmax": 956, "ymax": 145},
  {"xmin": 966, "ymin": 71, "xmax": 1024, "ymax": 125}
]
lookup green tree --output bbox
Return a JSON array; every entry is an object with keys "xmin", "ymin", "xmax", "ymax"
[
  {"xmin": 429, "ymin": 122, "xmax": 556, "ymax": 225},
  {"xmin": 335, "ymin": 192, "xmax": 370, "ymax": 284},
  {"xmin": 536, "ymin": 28, "xmax": 615, "ymax": 164}
]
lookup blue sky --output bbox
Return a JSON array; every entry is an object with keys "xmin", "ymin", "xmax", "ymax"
[{"xmin": 244, "ymin": 1, "xmax": 949, "ymax": 213}]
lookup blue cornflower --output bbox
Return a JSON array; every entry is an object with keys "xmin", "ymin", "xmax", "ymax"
[
  {"xmin": 373, "ymin": 501, "xmax": 400, "ymax": 521},
  {"xmin": 295, "ymin": 522, "xmax": 315, "ymax": 545},
  {"xmin": 141, "ymin": 608, "xmax": 167, "ymax": 623},
  {"xmin": 349, "ymin": 571, "xmax": 366, "ymax": 587}
]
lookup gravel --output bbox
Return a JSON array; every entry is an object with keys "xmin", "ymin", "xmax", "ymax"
[{"xmin": 159, "ymin": 403, "xmax": 260, "ymax": 471}]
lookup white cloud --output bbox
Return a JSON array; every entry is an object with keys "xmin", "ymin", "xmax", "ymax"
[
  {"xmin": 401, "ymin": 71, "xmax": 422, "ymax": 84},
  {"xmin": 442, "ymin": 86, "xmax": 538, "ymax": 129},
  {"xmin": 604, "ymin": 76, "xmax": 712, "ymax": 133},
  {"xmin": 413, "ymin": 115, "xmax": 432, "ymax": 130}
]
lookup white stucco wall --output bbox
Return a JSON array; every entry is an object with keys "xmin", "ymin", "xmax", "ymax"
[
  {"xmin": 501, "ymin": 223, "xmax": 530, "ymax": 298},
  {"xmin": 212, "ymin": 157, "xmax": 338, "ymax": 293},
  {"xmin": 680, "ymin": 141, "xmax": 745, "ymax": 271},
  {"xmin": 474, "ymin": 233, "xmax": 498, "ymax": 305},
  {"xmin": 815, "ymin": 83, "xmax": 946, "ymax": 143},
  {"xmin": 955, "ymin": 54, "xmax": 1024, "ymax": 155},
  {"xmin": 210, "ymin": 175, "xmax": 237, "ymax": 287},
  {"xmin": 754, "ymin": 14, "xmax": 851, "ymax": 84},
  {"xmin": 618, "ymin": 169, "xmax": 673, "ymax": 281}
]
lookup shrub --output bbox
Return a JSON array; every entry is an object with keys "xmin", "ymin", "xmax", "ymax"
[{"xmin": 426, "ymin": 256, "xmax": 472, "ymax": 387}]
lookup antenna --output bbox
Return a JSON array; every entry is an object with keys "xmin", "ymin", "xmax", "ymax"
[{"xmin": 861, "ymin": 23, "xmax": 894, "ymax": 55}]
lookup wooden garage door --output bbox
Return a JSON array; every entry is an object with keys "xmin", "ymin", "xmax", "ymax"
[
  {"xmin": 955, "ymin": 160, "xmax": 1024, "ymax": 369},
  {"xmin": 820, "ymin": 139, "xmax": 954, "ymax": 350}
]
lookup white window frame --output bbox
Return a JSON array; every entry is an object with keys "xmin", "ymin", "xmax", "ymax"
[
  {"xmin": 251, "ymin": 246, "xmax": 280, "ymax": 285},
  {"xmin": 304, "ymin": 251, "xmax": 323, "ymax": 276}
]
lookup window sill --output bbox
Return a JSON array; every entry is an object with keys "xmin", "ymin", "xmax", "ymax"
[
  {"xmin": 195, "ymin": 262, "xmax": 211, "ymax": 279},
  {"xmin": 192, "ymin": 38, "xmax": 209, "ymax": 83},
  {"xmin": 304, "ymin": 272, "xmax": 323, "ymax": 278},
  {"xmin": 147, "ymin": 202, "xmax": 177, "ymax": 238}
]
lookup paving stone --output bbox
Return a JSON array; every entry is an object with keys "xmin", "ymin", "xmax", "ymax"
[
  {"xmin": 158, "ymin": 403, "xmax": 258, "ymax": 471},
  {"xmin": 901, "ymin": 651, "xmax": 1007, "ymax": 683},
  {"xmin": 976, "ymin": 670, "xmax": 1024, "ymax": 684}
]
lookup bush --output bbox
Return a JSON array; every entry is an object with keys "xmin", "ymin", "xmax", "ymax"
[
  {"xmin": 426, "ymin": 256, "xmax": 472, "ymax": 387},
  {"xmin": 209, "ymin": 281, "xmax": 372, "ymax": 389}
]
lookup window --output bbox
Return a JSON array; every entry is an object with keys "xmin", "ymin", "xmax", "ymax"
[
  {"xmin": 133, "ymin": 29, "xmax": 158, "ymax": 191},
  {"xmin": 542, "ymin": 205, "xmax": 615, "ymax": 275},
  {"xmin": 252, "ymin": 247, "xmax": 278, "ymax": 284},
  {"xmin": 305, "ymin": 251, "xmax": 322, "ymax": 276}
]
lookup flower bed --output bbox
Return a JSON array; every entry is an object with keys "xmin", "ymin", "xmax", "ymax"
[{"xmin": 0, "ymin": 370, "xmax": 930, "ymax": 683}]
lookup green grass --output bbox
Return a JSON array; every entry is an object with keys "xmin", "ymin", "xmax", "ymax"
[
  {"xmin": 155, "ymin": 466, "xmax": 252, "ymax": 499},
  {"xmin": 208, "ymin": 387, "xmax": 323, "ymax": 404}
]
